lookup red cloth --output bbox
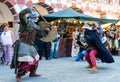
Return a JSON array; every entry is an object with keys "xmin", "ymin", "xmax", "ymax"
[
  {"xmin": 85, "ymin": 49, "xmax": 98, "ymax": 67},
  {"xmin": 17, "ymin": 56, "xmax": 39, "ymax": 76}
]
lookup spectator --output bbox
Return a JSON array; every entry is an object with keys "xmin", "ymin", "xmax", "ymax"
[
  {"xmin": 0, "ymin": 28, "xmax": 3, "ymax": 64},
  {"xmin": 71, "ymin": 26, "xmax": 79, "ymax": 57},
  {"xmin": 49, "ymin": 26, "xmax": 60, "ymax": 59},
  {"xmin": 108, "ymin": 24, "xmax": 118, "ymax": 55},
  {"xmin": 75, "ymin": 31, "xmax": 87, "ymax": 61},
  {"xmin": 35, "ymin": 39, "xmax": 50, "ymax": 60},
  {"xmin": 0, "ymin": 23, "xmax": 14, "ymax": 65},
  {"xmin": 92, "ymin": 22, "xmax": 104, "ymax": 40},
  {"xmin": 117, "ymin": 29, "xmax": 120, "ymax": 55}
]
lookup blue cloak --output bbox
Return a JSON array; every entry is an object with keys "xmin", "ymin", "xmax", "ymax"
[{"xmin": 84, "ymin": 30, "xmax": 114, "ymax": 63}]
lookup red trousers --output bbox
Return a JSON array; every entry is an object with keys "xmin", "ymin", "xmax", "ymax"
[{"xmin": 85, "ymin": 49, "xmax": 98, "ymax": 67}]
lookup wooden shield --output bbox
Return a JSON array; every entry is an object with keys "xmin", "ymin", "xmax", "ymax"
[{"xmin": 38, "ymin": 21, "xmax": 57, "ymax": 42}]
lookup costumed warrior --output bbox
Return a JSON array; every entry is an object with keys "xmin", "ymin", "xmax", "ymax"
[
  {"xmin": 11, "ymin": 6, "xmax": 57, "ymax": 82},
  {"xmin": 11, "ymin": 8, "xmax": 41, "ymax": 82},
  {"xmin": 82, "ymin": 24, "xmax": 114, "ymax": 72}
]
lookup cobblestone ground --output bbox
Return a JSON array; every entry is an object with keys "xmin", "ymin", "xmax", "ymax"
[{"xmin": 0, "ymin": 56, "xmax": 120, "ymax": 82}]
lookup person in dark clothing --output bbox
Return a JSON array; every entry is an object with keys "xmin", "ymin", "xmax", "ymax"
[
  {"xmin": 82, "ymin": 24, "xmax": 114, "ymax": 72},
  {"xmin": 34, "ymin": 22, "xmax": 57, "ymax": 60},
  {"xmin": 0, "ymin": 28, "xmax": 3, "ymax": 64},
  {"xmin": 35, "ymin": 39, "xmax": 50, "ymax": 60}
]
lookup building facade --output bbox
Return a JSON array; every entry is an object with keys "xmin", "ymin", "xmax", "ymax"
[
  {"xmin": 0, "ymin": 0, "xmax": 120, "ymax": 40},
  {"xmin": 0, "ymin": 0, "xmax": 120, "ymax": 21}
]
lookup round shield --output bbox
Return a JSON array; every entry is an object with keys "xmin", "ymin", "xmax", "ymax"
[{"xmin": 38, "ymin": 21, "xmax": 57, "ymax": 42}]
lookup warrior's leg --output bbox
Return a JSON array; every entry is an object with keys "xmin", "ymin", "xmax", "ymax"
[
  {"xmin": 29, "ymin": 65, "xmax": 41, "ymax": 77},
  {"xmin": 85, "ymin": 52, "xmax": 92, "ymax": 68},
  {"xmin": 88, "ymin": 50, "xmax": 98, "ymax": 72},
  {"xmin": 16, "ymin": 63, "xmax": 26, "ymax": 82}
]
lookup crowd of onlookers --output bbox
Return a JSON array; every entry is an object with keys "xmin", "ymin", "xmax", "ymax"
[
  {"xmin": 0, "ymin": 21, "xmax": 119, "ymax": 67},
  {"xmin": 104, "ymin": 23, "xmax": 120, "ymax": 55},
  {"xmin": 72, "ymin": 22, "xmax": 120, "ymax": 62}
]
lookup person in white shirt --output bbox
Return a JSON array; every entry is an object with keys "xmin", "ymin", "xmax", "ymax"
[
  {"xmin": 71, "ymin": 27, "xmax": 79, "ymax": 57},
  {"xmin": 0, "ymin": 23, "xmax": 14, "ymax": 65}
]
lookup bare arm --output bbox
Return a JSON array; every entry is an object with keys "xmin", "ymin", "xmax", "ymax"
[
  {"xmin": 72, "ymin": 32, "xmax": 76, "ymax": 45},
  {"xmin": 11, "ymin": 31, "xmax": 14, "ymax": 44}
]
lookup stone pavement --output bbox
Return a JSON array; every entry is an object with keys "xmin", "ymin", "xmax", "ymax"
[{"xmin": 0, "ymin": 56, "xmax": 120, "ymax": 82}]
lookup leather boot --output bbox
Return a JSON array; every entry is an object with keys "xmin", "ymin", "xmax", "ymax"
[
  {"xmin": 85, "ymin": 65, "xmax": 92, "ymax": 68},
  {"xmin": 88, "ymin": 66, "xmax": 98, "ymax": 72},
  {"xmin": 29, "ymin": 65, "xmax": 41, "ymax": 77},
  {"xmin": 29, "ymin": 71, "xmax": 41, "ymax": 77},
  {"xmin": 16, "ymin": 75, "xmax": 21, "ymax": 82}
]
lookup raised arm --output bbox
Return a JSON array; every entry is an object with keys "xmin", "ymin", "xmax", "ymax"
[{"xmin": 19, "ymin": 8, "xmax": 32, "ymax": 25}]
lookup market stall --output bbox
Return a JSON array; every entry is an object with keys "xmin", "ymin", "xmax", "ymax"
[{"xmin": 42, "ymin": 8, "xmax": 118, "ymax": 57}]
